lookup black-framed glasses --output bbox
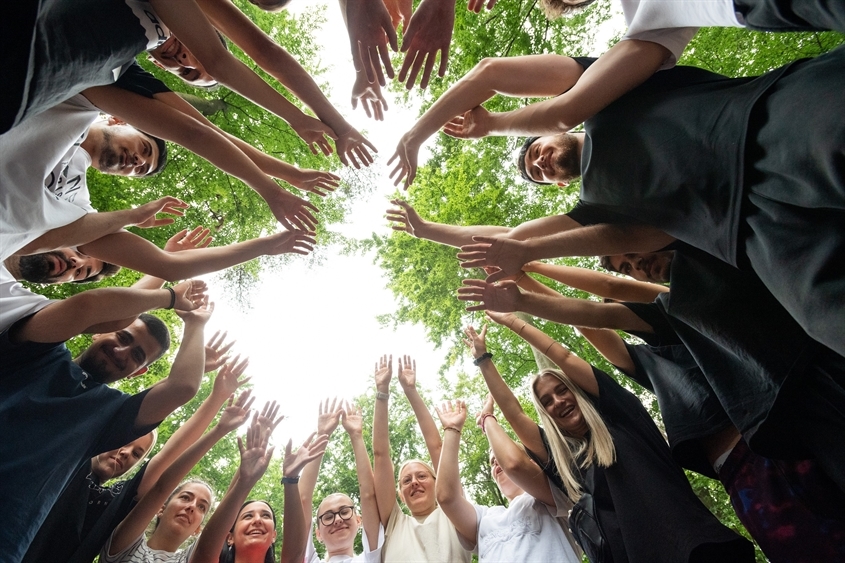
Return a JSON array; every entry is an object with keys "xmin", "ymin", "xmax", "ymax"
[{"xmin": 318, "ymin": 505, "xmax": 355, "ymax": 526}]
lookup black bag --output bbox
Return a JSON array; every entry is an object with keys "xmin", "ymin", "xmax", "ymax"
[{"xmin": 568, "ymin": 468, "xmax": 612, "ymax": 563}]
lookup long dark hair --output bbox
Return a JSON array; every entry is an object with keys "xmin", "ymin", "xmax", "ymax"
[{"xmin": 218, "ymin": 500, "xmax": 277, "ymax": 563}]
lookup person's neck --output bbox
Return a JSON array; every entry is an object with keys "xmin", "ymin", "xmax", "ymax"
[
  {"xmin": 233, "ymin": 544, "xmax": 268, "ymax": 563},
  {"xmin": 411, "ymin": 504, "xmax": 436, "ymax": 519},
  {"xmin": 146, "ymin": 527, "xmax": 189, "ymax": 552},
  {"xmin": 573, "ymin": 132, "xmax": 585, "ymax": 162},
  {"xmin": 79, "ymin": 131, "xmax": 99, "ymax": 165},
  {"xmin": 3, "ymin": 256, "xmax": 22, "ymax": 280},
  {"xmin": 325, "ymin": 543, "xmax": 355, "ymax": 560}
]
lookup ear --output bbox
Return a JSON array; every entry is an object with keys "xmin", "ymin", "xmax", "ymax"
[
  {"xmin": 226, "ymin": 532, "xmax": 234, "ymax": 547},
  {"xmin": 315, "ymin": 526, "xmax": 323, "ymax": 543},
  {"xmin": 148, "ymin": 55, "xmax": 166, "ymax": 71},
  {"xmin": 107, "ymin": 116, "xmax": 128, "ymax": 126},
  {"xmin": 91, "ymin": 333, "xmax": 103, "ymax": 341},
  {"xmin": 128, "ymin": 366, "xmax": 148, "ymax": 378},
  {"xmin": 556, "ymin": 181, "xmax": 568, "ymax": 187}
]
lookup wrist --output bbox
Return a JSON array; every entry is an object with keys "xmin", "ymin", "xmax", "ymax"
[
  {"xmin": 376, "ymin": 389, "xmax": 390, "ymax": 399},
  {"xmin": 473, "ymin": 352, "xmax": 493, "ymax": 366},
  {"xmin": 281, "ymin": 475, "xmax": 300, "ymax": 484}
]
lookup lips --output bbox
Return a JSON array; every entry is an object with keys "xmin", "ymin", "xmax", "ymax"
[
  {"xmin": 556, "ymin": 404, "xmax": 575, "ymax": 419},
  {"xmin": 159, "ymin": 36, "xmax": 179, "ymax": 59},
  {"xmin": 49, "ymin": 254, "xmax": 67, "ymax": 275},
  {"xmin": 111, "ymin": 455, "xmax": 124, "ymax": 472}
]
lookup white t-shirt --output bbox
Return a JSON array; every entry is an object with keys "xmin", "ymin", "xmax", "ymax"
[
  {"xmin": 382, "ymin": 501, "xmax": 472, "ymax": 563},
  {"xmin": 46, "ymin": 143, "xmax": 96, "ymax": 213},
  {"xmin": 0, "ymin": 94, "xmax": 98, "ymax": 261},
  {"xmin": 304, "ymin": 522, "xmax": 385, "ymax": 563},
  {"xmin": 100, "ymin": 532, "xmax": 197, "ymax": 563},
  {"xmin": 620, "ymin": 0, "xmax": 744, "ymax": 68},
  {"xmin": 462, "ymin": 478, "xmax": 581, "ymax": 563},
  {"xmin": 0, "ymin": 264, "xmax": 53, "ymax": 334}
]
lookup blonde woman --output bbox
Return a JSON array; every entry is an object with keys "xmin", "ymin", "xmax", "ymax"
[
  {"xmin": 372, "ymin": 355, "xmax": 471, "ymax": 563},
  {"xmin": 464, "ymin": 322, "xmax": 753, "ymax": 563}
]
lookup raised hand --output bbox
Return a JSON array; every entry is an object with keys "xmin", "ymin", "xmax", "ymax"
[
  {"xmin": 383, "ymin": 0, "xmax": 413, "ymax": 29},
  {"xmin": 374, "ymin": 354, "xmax": 393, "ymax": 392},
  {"xmin": 467, "ymin": 0, "xmax": 496, "ymax": 13},
  {"xmin": 345, "ymin": 0, "xmax": 399, "ymax": 86},
  {"xmin": 435, "ymin": 400, "xmax": 468, "ymax": 430},
  {"xmin": 163, "ymin": 226, "xmax": 212, "ymax": 252},
  {"xmin": 287, "ymin": 169, "xmax": 340, "ymax": 197},
  {"xmin": 387, "ymin": 135, "xmax": 421, "ymax": 189},
  {"xmin": 385, "ymin": 199, "xmax": 426, "ymax": 236},
  {"xmin": 218, "ymin": 389, "xmax": 255, "ymax": 433},
  {"xmin": 130, "ymin": 196, "xmax": 189, "ymax": 229},
  {"xmin": 211, "ymin": 353, "xmax": 250, "ymax": 393},
  {"xmin": 457, "ymin": 236, "xmax": 529, "ymax": 282},
  {"xmin": 291, "ymin": 114, "xmax": 337, "ymax": 157},
  {"xmin": 352, "ymin": 71, "xmax": 389, "ymax": 121},
  {"xmin": 334, "ymin": 126, "xmax": 377, "ymax": 169},
  {"xmin": 205, "ymin": 331, "xmax": 237, "ymax": 374},
  {"xmin": 485, "ymin": 310, "xmax": 519, "ymax": 328},
  {"xmin": 462, "ymin": 324, "xmax": 488, "ymax": 359},
  {"xmin": 457, "ymin": 279, "xmax": 521, "ymax": 313},
  {"xmin": 341, "ymin": 403, "xmax": 364, "ymax": 437},
  {"xmin": 398, "ymin": 0, "xmax": 455, "ymax": 89},
  {"xmin": 283, "ymin": 432, "xmax": 330, "ymax": 479},
  {"xmin": 237, "ymin": 418, "xmax": 275, "ymax": 486},
  {"xmin": 441, "ymin": 106, "xmax": 492, "ymax": 140},
  {"xmin": 317, "ymin": 397, "xmax": 344, "ymax": 437},
  {"xmin": 475, "ymin": 393, "xmax": 495, "ymax": 428},
  {"xmin": 397, "ymin": 355, "xmax": 417, "ymax": 389},
  {"xmin": 171, "ymin": 280, "xmax": 210, "ymax": 314},
  {"xmin": 265, "ymin": 230, "xmax": 317, "ymax": 256},
  {"xmin": 255, "ymin": 400, "xmax": 285, "ymax": 436},
  {"xmin": 262, "ymin": 188, "xmax": 320, "ymax": 233}
]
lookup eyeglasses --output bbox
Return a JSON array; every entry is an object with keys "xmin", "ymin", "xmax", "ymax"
[{"xmin": 318, "ymin": 505, "xmax": 355, "ymax": 526}]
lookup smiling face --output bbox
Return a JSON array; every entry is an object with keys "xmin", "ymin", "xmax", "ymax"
[
  {"xmin": 607, "ymin": 251, "xmax": 674, "ymax": 284},
  {"xmin": 91, "ymin": 432, "xmax": 155, "ymax": 481},
  {"xmin": 398, "ymin": 461, "xmax": 437, "ymax": 517},
  {"xmin": 85, "ymin": 121, "xmax": 160, "ymax": 177},
  {"xmin": 315, "ymin": 494, "xmax": 359, "ymax": 554},
  {"xmin": 158, "ymin": 482, "xmax": 213, "ymax": 538},
  {"xmin": 489, "ymin": 454, "xmax": 523, "ymax": 501},
  {"xmin": 521, "ymin": 133, "xmax": 582, "ymax": 185},
  {"xmin": 17, "ymin": 249, "xmax": 105, "ymax": 284},
  {"xmin": 148, "ymin": 36, "xmax": 216, "ymax": 86},
  {"xmin": 534, "ymin": 374, "xmax": 589, "ymax": 438},
  {"xmin": 229, "ymin": 501, "xmax": 277, "ymax": 556},
  {"xmin": 75, "ymin": 319, "xmax": 164, "ymax": 383}
]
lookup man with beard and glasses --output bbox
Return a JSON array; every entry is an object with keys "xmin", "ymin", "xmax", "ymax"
[{"xmin": 0, "ymin": 278, "xmax": 210, "ymax": 561}]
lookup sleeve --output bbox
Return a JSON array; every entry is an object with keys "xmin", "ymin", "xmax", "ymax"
[
  {"xmin": 360, "ymin": 522, "xmax": 386, "ymax": 562},
  {"xmin": 0, "ymin": 266, "xmax": 54, "ymax": 335},
  {"xmin": 383, "ymin": 500, "xmax": 405, "ymax": 543},
  {"xmin": 0, "ymin": 331, "xmax": 63, "ymax": 372},
  {"xmin": 114, "ymin": 62, "xmax": 172, "ymax": 98},
  {"xmin": 619, "ymin": 301, "xmax": 680, "ymax": 347},
  {"xmin": 572, "ymin": 57, "xmax": 598, "ymax": 71},
  {"xmin": 91, "ymin": 388, "xmax": 160, "ymax": 456},
  {"xmin": 620, "ymin": 27, "xmax": 698, "ymax": 69},
  {"xmin": 523, "ymin": 426, "xmax": 565, "ymax": 492},
  {"xmin": 565, "ymin": 201, "xmax": 637, "ymax": 227},
  {"xmin": 100, "ymin": 530, "xmax": 145, "ymax": 562},
  {"xmin": 546, "ymin": 476, "xmax": 574, "ymax": 518},
  {"xmin": 303, "ymin": 523, "xmax": 321, "ymax": 563}
]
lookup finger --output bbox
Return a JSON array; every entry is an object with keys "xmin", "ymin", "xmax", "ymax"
[
  {"xmin": 405, "ymin": 51, "xmax": 427, "ymax": 89},
  {"xmin": 369, "ymin": 46, "xmax": 387, "ymax": 88},
  {"xmin": 384, "ymin": 18, "xmax": 399, "ymax": 52},
  {"xmin": 486, "ymin": 269, "xmax": 507, "ymax": 283},
  {"xmin": 358, "ymin": 41, "xmax": 376, "ymax": 85},
  {"xmin": 277, "ymin": 215, "xmax": 295, "ymax": 232},
  {"xmin": 318, "ymin": 138, "xmax": 333, "ymax": 157},
  {"xmin": 487, "ymin": 0, "xmax": 496, "ymax": 8},
  {"xmin": 419, "ymin": 52, "xmax": 437, "ymax": 90},
  {"xmin": 242, "ymin": 395, "xmax": 256, "ymax": 413},
  {"xmin": 376, "ymin": 41, "xmax": 395, "ymax": 82},
  {"xmin": 361, "ymin": 98, "xmax": 372, "ymax": 119},
  {"xmin": 374, "ymin": 101, "xmax": 384, "ymax": 122},
  {"xmin": 438, "ymin": 48, "xmax": 449, "ymax": 78},
  {"xmin": 398, "ymin": 48, "xmax": 416, "ymax": 83}
]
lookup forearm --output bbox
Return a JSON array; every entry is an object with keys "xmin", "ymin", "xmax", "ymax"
[
  {"xmin": 477, "ymin": 360, "xmax": 528, "ymax": 432},
  {"xmin": 578, "ymin": 327, "xmax": 635, "ymax": 374},
  {"xmin": 280, "ymin": 482, "xmax": 308, "ymax": 563},
  {"xmin": 17, "ymin": 211, "xmax": 137, "ymax": 255},
  {"xmin": 349, "ymin": 435, "xmax": 380, "ymax": 550},
  {"xmin": 518, "ymin": 292, "xmax": 651, "ymax": 332},
  {"xmin": 517, "ymin": 273, "xmax": 563, "ymax": 298},
  {"xmin": 372, "ymin": 394, "xmax": 396, "ymax": 525},
  {"xmin": 402, "ymin": 385, "xmax": 442, "ymax": 469},
  {"xmin": 489, "ymin": 40, "xmax": 668, "ymax": 136},
  {"xmin": 485, "ymin": 420, "xmax": 555, "ymax": 506},
  {"xmin": 434, "ymin": 431, "xmax": 463, "ymax": 505},
  {"xmin": 526, "ymin": 262, "xmax": 667, "ymax": 302},
  {"xmin": 298, "ymin": 454, "xmax": 324, "ymax": 517},
  {"xmin": 523, "ymin": 224, "xmax": 675, "ymax": 263},
  {"xmin": 416, "ymin": 221, "xmax": 510, "ymax": 248}
]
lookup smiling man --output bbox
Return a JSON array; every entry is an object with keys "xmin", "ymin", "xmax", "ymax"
[{"xmin": 0, "ymin": 278, "xmax": 210, "ymax": 561}]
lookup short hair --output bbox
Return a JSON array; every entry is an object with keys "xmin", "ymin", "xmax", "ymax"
[
  {"xmin": 517, "ymin": 136, "xmax": 548, "ymax": 185},
  {"xmin": 539, "ymin": 0, "xmax": 598, "ymax": 19},
  {"xmin": 248, "ymin": 0, "xmax": 293, "ymax": 12},
  {"xmin": 598, "ymin": 255, "xmax": 617, "ymax": 273},
  {"xmin": 72, "ymin": 261, "xmax": 121, "ymax": 284},
  {"xmin": 142, "ymin": 133, "xmax": 168, "ymax": 176},
  {"xmin": 138, "ymin": 313, "xmax": 171, "ymax": 362}
]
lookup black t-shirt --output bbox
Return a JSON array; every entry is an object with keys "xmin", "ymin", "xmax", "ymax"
[
  {"xmin": 22, "ymin": 460, "xmax": 149, "ymax": 563},
  {"xmin": 526, "ymin": 367, "xmax": 751, "ymax": 562},
  {"xmin": 115, "ymin": 62, "xmax": 172, "ymax": 99}
]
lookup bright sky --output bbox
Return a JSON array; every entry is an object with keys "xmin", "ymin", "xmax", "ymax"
[{"xmin": 200, "ymin": 0, "xmax": 626, "ymax": 445}]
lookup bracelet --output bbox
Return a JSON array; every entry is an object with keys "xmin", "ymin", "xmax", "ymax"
[
  {"xmin": 479, "ymin": 413, "xmax": 497, "ymax": 434},
  {"xmin": 443, "ymin": 426, "xmax": 461, "ymax": 435},
  {"xmin": 376, "ymin": 391, "xmax": 389, "ymax": 401},
  {"xmin": 517, "ymin": 322, "xmax": 527, "ymax": 336},
  {"xmin": 165, "ymin": 287, "xmax": 176, "ymax": 310},
  {"xmin": 473, "ymin": 352, "xmax": 493, "ymax": 366},
  {"xmin": 281, "ymin": 476, "xmax": 300, "ymax": 485},
  {"xmin": 543, "ymin": 341, "xmax": 556, "ymax": 356}
]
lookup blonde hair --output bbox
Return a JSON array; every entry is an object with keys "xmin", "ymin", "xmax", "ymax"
[
  {"xmin": 396, "ymin": 459, "xmax": 437, "ymax": 506},
  {"xmin": 538, "ymin": 0, "xmax": 597, "ymax": 19},
  {"xmin": 530, "ymin": 369, "xmax": 615, "ymax": 502}
]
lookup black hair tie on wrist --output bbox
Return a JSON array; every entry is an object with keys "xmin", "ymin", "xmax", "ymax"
[
  {"xmin": 473, "ymin": 352, "xmax": 493, "ymax": 366},
  {"xmin": 166, "ymin": 287, "xmax": 176, "ymax": 310}
]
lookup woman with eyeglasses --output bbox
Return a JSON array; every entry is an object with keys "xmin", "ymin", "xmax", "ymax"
[{"xmin": 297, "ymin": 399, "xmax": 384, "ymax": 562}]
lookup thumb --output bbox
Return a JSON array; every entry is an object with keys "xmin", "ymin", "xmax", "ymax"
[
  {"xmin": 351, "ymin": 95, "xmax": 358, "ymax": 110},
  {"xmin": 486, "ymin": 270, "xmax": 506, "ymax": 283},
  {"xmin": 472, "ymin": 236, "xmax": 495, "ymax": 244}
]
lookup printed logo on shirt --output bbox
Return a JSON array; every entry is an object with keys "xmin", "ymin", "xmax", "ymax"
[{"xmin": 124, "ymin": 0, "xmax": 170, "ymax": 50}]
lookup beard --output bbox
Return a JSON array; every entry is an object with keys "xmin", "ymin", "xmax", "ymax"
[
  {"xmin": 98, "ymin": 129, "xmax": 120, "ymax": 171},
  {"xmin": 18, "ymin": 252, "xmax": 68, "ymax": 284},
  {"xmin": 553, "ymin": 133, "xmax": 582, "ymax": 183},
  {"xmin": 77, "ymin": 351, "xmax": 116, "ymax": 384}
]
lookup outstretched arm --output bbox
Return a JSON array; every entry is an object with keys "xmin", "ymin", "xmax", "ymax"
[
  {"xmin": 279, "ymin": 434, "xmax": 330, "ymax": 563},
  {"xmin": 107, "ymin": 392, "xmax": 252, "ymax": 557},
  {"xmin": 458, "ymin": 223, "xmax": 676, "ymax": 283},
  {"xmin": 462, "ymin": 326, "xmax": 546, "ymax": 458},
  {"xmin": 341, "ymin": 404, "xmax": 381, "ymax": 549},
  {"xmin": 524, "ymin": 262, "xmax": 667, "ymax": 302},
  {"xmin": 446, "ymin": 40, "xmax": 670, "ymax": 138},
  {"xmin": 298, "ymin": 398, "xmax": 343, "ymax": 521},
  {"xmin": 372, "ymin": 355, "xmax": 397, "ymax": 527},
  {"xmin": 578, "ymin": 327, "xmax": 636, "ymax": 375},
  {"xmin": 389, "ymin": 55, "xmax": 584, "ymax": 187},
  {"xmin": 434, "ymin": 400, "xmax": 477, "ymax": 547},
  {"xmin": 79, "ymin": 229, "xmax": 315, "ymax": 283},
  {"xmin": 386, "ymin": 199, "xmax": 580, "ymax": 248},
  {"xmin": 397, "ymin": 356, "xmax": 442, "ymax": 471},
  {"xmin": 82, "ymin": 85, "xmax": 319, "ymax": 232}
]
